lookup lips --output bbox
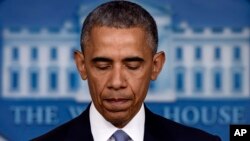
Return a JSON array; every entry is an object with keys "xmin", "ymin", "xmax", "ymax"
[
  {"xmin": 103, "ymin": 98, "xmax": 132, "ymax": 111},
  {"xmin": 106, "ymin": 98, "xmax": 129, "ymax": 103}
]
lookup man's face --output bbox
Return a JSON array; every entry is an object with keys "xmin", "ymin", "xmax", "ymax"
[{"xmin": 75, "ymin": 27, "xmax": 165, "ymax": 128}]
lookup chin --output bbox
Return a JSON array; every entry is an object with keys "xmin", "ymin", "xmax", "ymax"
[{"xmin": 104, "ymin": 112, "xmax": 130, "ymax": 128}]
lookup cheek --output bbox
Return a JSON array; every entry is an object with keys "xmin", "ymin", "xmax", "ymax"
[
  {"xmin": 87, "ymin": 72, "xmax": 109, "ymax": 101},
  {"xmin": 126, "ymin": 70, "xmax": 151, "ymax": 102}
]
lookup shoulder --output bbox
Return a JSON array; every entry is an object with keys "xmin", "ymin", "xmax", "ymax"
[
  {"xmin": 145, "ymin": 106, "xmax": 221, "ymax": 141},
  {"xmin": 31, "ymin": 107, "xmax": 92, "ymax": 141},
  {"xmin": 31, "ymin": 116, "xmax": 79, "ymax": 141}
]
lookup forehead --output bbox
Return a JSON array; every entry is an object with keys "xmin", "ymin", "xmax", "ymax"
[
  {"xmin": 85, "ymin": 27, "xmax": 152, "ymax": 58},
  {"xmin": 90, "ymin": 26, "xmax": 146, "ymax": 44}
]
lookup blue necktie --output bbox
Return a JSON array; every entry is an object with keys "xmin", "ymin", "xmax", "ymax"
[{"xmin": 112, "ymin": 130, "xmax": 131, "ymax": 141}]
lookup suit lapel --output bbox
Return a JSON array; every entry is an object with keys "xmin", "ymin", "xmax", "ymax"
[
  {"xmin": 144, "ymin": 105, "xmax": 160, "ymax": 141},
  {"xmin": 65, "ymin": 104, "xmax": 94, "ymax": 141},
  {"xmin": 144, "ymin": 105, "xmax": 174, "ymax": 141}
]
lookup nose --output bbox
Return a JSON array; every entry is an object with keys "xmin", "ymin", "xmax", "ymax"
[{"xmin": 107, "ymin": 66, "xmax": 127, "ymax": 90}]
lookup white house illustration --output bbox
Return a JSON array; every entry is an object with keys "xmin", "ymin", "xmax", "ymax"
[{"xmin": 0, "ymin": 1, "xmax": 249, "ymax": 102}]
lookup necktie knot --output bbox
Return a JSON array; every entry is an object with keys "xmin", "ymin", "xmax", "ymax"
[{"xmin": 111, "ymin": 130, "xmax": 131, "ymax": 141}]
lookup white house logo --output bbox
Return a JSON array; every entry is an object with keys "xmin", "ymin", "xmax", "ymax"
[
  {"xmin": 0, "ymin": 1, "xmax": 249, "ymax": 141},
  {"xmin": 1, "ymin": 1, "xmax": 249, "ymax": 102}
]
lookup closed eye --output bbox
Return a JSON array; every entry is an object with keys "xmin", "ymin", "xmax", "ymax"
[
  {"xmin": 92, "ymin": 57, "xmax": 112, "ymax": 70},
  {"xmin": 95, "ymin": 63, "xmax": 111, "ymax": 70},
  {"xmin": 126, "ymin": 62, "xmax": 141, "ymax": 70},
  {"xmin": 123, "ymin": 57, "xmax": 144, "ymax": 70}
]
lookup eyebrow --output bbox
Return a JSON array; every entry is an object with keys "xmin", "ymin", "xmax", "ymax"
[
  {"xmin": 123, "ymin": 57, "xmax": 144, "ymax": 62},
  {"xmin": 91, "ymin": 56, "xmax": 144, "ymax": 63},
  {"xmin": 91, "ymin": 57, "xmax": 113, "ymax": 63}
]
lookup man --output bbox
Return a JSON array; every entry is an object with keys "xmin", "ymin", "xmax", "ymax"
[{"xmin": 32, "ymin": 1, "xmax": 221, "ymax": 141}]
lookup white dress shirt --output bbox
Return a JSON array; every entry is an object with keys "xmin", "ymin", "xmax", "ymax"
[{"xmin": 90, "ymin": 103, "xmax": 145, "ymax": 141}]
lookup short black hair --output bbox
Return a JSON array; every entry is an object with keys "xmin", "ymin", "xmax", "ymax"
[{"xmin": 80, "ymin": 0, "xmax": 158, "ymax": 54}]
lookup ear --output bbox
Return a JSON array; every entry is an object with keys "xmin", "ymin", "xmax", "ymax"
[
  {"xmin": 151, "ymin": 51, "xmax": 166, "ymax": 80},
  {"xmin": 74, "ymin": 50, "xmax": 87, "ymax": 80}
]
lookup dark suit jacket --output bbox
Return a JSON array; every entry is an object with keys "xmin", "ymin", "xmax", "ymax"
[{"xmin": 32, "ymin": 104, "xmax": 221, "ymax": 141}]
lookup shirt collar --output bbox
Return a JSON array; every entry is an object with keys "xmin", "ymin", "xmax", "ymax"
[{"xmin": 90, "ymin": 103, "xmax": 145, "ymax": 141}]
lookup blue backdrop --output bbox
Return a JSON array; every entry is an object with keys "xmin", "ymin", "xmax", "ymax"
[{"xmin": 0, "ymin": 0, "xmax": 250, "ymax": 141}]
